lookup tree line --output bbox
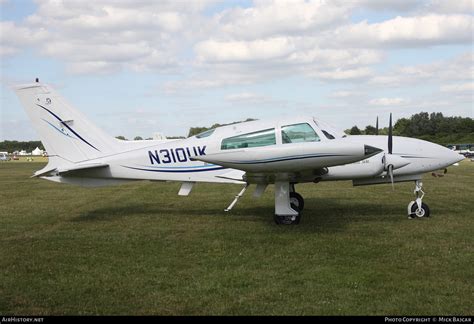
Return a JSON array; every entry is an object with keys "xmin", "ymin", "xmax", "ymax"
[
  {"xmin": 346, "ymin": 112, "xmax": 474, "ymax": 145},
  {"xmin": 115, "ymin": 118, "xmax": 257, "ymax": 140},
  {"xmin": 186, "ymin": 118, "xmax": 257, "ymax": 137},
  {"xmin": 3, "ymin": 113, "xmax": 472, "ymax": 152},
  {"xmin": 0, "ymin": 140, "xmax": 44, "ymax": 153}
]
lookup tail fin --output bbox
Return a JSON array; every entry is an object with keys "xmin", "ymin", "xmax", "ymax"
[{"xmin": 14, "ymin": 82, "xmax": 122, "ymax": 163}]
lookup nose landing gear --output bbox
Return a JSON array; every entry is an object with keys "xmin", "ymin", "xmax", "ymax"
[{"xmin": 407, "ymin": 180, "xmax": 430, "ymax": 219}]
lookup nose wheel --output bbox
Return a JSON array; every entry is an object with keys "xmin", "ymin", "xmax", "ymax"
[
  {"xmin": 408, "ymin": 202, "xmax": 430, "ymax": 218},
  {"xmin": 407, "ymin": 180, "xmax": 430, "ymax": 219}
]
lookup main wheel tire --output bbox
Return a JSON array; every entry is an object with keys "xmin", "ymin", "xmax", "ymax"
[
  {"xmin": 289, "ymin": 192, "xmax": 304, "ymax": 212},
  {"xmin": 274, "ymin": 214, "xmax": 301, "ymax": 225},
  {"xmin": 410, "ymin": 202, "xmax": 430, "ymax": 218}
]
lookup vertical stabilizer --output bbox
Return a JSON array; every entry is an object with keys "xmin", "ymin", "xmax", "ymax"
[{"xmin": 14, "ymin": 82, "xmax": 122, "ymax": 163}]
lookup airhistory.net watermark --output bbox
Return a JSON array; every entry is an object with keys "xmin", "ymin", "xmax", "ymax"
[
  {"xmin": 1, "ymin": 317, "xmax": 44, "ymax": 323},
  {"xmin": 385, "ymin": 317, "xmax": 472, "ymax": 323}
]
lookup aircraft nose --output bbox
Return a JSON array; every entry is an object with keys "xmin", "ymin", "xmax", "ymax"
[
  {"xmin": 450, "ymin": 150, "xmax": 466, "ymax": 164},
  {"xmin": 445, "ymin": 148, "xmax": 465, "ymax": 165}
]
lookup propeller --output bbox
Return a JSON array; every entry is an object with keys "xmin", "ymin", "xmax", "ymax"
[
  {"xmin": 386, "ymin": 113, "xmax": 394, "ymax": 189},
  {"xmin": 381, "ymin": 113, "xmax": 411, "ymax": 188},
  {"xmin": 388, "ymin": 113, "xmax": 393, "ymax": 154},
  {"xmin": 375, "ymin": 116, "xmax": 379, "ymax": 136}
]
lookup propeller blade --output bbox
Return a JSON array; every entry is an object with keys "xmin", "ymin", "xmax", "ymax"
[
  {"xmin": 388, "ymin": 164, "xmax": 394, "ymax": 190},
  {"xmin": 388, "ymin": 113, "xmax": 393, "ymax": 154},
  {"xmin": 376, "ymin": 116, "xmax": 379, "ymax": 135}
]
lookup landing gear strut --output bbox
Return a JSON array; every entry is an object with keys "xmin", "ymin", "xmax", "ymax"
[
  {"xmin": 274, "ymin": 182, "xmax": 305, "ymax": 225},
  {"xmin": 407, "ymin": 180, "xmax": 430, "ymax": 219}
]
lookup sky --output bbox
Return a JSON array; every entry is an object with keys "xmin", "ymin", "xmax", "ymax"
[{"xmin": 0, "ymin": 0, "xmax": 473, "ymax": 140}]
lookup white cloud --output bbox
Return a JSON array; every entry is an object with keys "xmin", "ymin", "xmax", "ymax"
[
  {"xmin": 1, "ymin": 0, "xmax": 473, "ymax": 93},
  {"xmin": 0, "ymin": 45, "xmax": 18, "ymax": 57},
  {"xmin": 0, "ymin": 21, "xmax": 49, "ymax": 56},
  {"xmin": 330, "ymin": 14, "xmax": 473, "ymax": 48},
  {"xmin": 354, "ymin": 0, "xmax": 425, "ymax": 12},
  {"xmin": 425, "ymin": 0, "xmax": 474, "ymax": 14},
  {"xmin": 225, "ymin": 92, "xmax": 271, "ymax": 104},
  {"xmin": 369, "ymin": 97, "xmax": 407, "ymax": 106},
  {"xmin": 214, "ymin": 0, "xmax": 350, "ymax": 40},
  {"xmin": 369, "ymin": 52, "xmax": 473, "ymax": 86},
  {"xmin": 310, "ymin": 67, "xmax": 374, "ymax": 81},
  {"xmin": 287, "ymin": 48, "xmax": 382, "ymax": 67},
  {"xmin": 440, "ymin": 82, "xmax": 474, "ymax": 93},
  {"xmin": 66, "ymin": 61, "xmax": 120, "ymax": 75},
  {"xmin": 329, "ymin": 90, "xmax": 365, "ymax": 99},
  {"xmin": 195, "ymin": 37, "xmax": 295, "ymax": 62},
  {"xmin": 439, "ymin": 82, "xmax": 474, "ymax": 103},
  {"xmin": 4, "ymin": 0, "xmax": 215, "ymax": 72}
]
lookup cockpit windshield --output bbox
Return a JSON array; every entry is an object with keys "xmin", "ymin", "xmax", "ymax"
[{"xmin": 313, "ymin": 118, "xmax": 347, "ymax": 139}]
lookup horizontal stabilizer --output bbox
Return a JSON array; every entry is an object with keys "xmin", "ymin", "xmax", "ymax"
[
  {"xmin": 57, "ymin": 163, "xmax": 109, "ymax": 174},
  {"xmin": 33, "ymin": 162, "xmax": 109, "ymax": 177},
  {"xmin": 32, "ymin": 166, "xmax": 58, "ymax": 178}
]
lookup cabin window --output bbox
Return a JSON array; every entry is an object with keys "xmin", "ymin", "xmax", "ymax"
[
  {"xmin": 196, "ymin": 129, "xmax": 215, "ymax": 138},
  {"xmin": 281, "ymin": 123, "xmax": 320, "ymax": 144},
  {"xmin": 221, "ymin": 128, "xmax": 276, "ymax": 150}
]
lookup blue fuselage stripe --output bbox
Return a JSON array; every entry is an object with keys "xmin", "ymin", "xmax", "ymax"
[
  {"xmin": 41, "ymin": 118, "xmax": 76, "ymax": 138},
  {"xmin": 37, "ymin": 104, "xmax": 100, "ymax": 152},
  {"xmin": 230, "ymin": 154, "xmax": 349, "ymax": 164}
]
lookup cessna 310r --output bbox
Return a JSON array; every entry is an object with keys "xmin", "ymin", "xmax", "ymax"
[{"xmin": 14, "ymin": 80, "xmax": 464, "ymax": 225}]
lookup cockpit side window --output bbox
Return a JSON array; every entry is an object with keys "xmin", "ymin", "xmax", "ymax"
[
  {"xmin": 281, "ymin": 123, "xmax": 320, "ymax": 144},
  {"xmin": 221, "ymin": 128, "xmax": 276, "ymax": 150},
  {"xmin": 322, "ymin": 129, "xmax": 335, "ymax": 140}
]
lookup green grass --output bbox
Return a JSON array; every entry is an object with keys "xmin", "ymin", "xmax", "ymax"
[
  {"xmin": 1, "ymin": 161, "xmax": 473, "ymax": 315},
  {"xmin": 2, "ymin": 156, "xmax": 49, "ymax": 163}
]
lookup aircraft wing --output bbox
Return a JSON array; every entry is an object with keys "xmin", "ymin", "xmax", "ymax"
[
  {"xmin": 191, "ymin": 141, "xmax": 382, "ymax": 174},
  {"xmin": 214, "ymin": 169, "xmax": 246, "ymax": 182}
]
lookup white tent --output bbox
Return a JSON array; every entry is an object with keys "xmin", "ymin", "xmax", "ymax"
[{"xmin": 32, "ymin": 147, "xmax": 44, "ymax": 156}]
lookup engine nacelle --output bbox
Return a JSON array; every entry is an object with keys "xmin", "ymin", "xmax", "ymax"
[
  {"xmin": 323, "ymin": 154, "xmax": 384, "ymax": 180},
  {"xmin": 383, "ymin": 154, "xmax": 410, "ymax": 170}
]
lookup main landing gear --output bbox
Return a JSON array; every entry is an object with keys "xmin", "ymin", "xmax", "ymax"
[
  {"xmin": 274, "ymin": 182, "xmax": 305, "ymax": 225},
  {"xmin": 407, "ymin": 180, "xmax": 430, "ymax": 219}
]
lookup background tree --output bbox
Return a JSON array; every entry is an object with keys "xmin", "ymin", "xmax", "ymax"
[
  {"xmin": 349, "ymin": 126, "xmax": 362, "ymax": 135},
  {"xmin": 364, "ymin": 125, "xmax": 377, "ymax": 135}
]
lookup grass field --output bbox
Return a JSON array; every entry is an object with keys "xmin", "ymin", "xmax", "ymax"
[{"xmin": 0, "ymin": 161, "xmax": 473, "ymax": 315}]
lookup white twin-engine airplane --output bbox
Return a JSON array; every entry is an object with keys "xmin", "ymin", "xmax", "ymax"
[{"xmin": 14, "ymin": 81, "xmax": 464, "ymax": 225}]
